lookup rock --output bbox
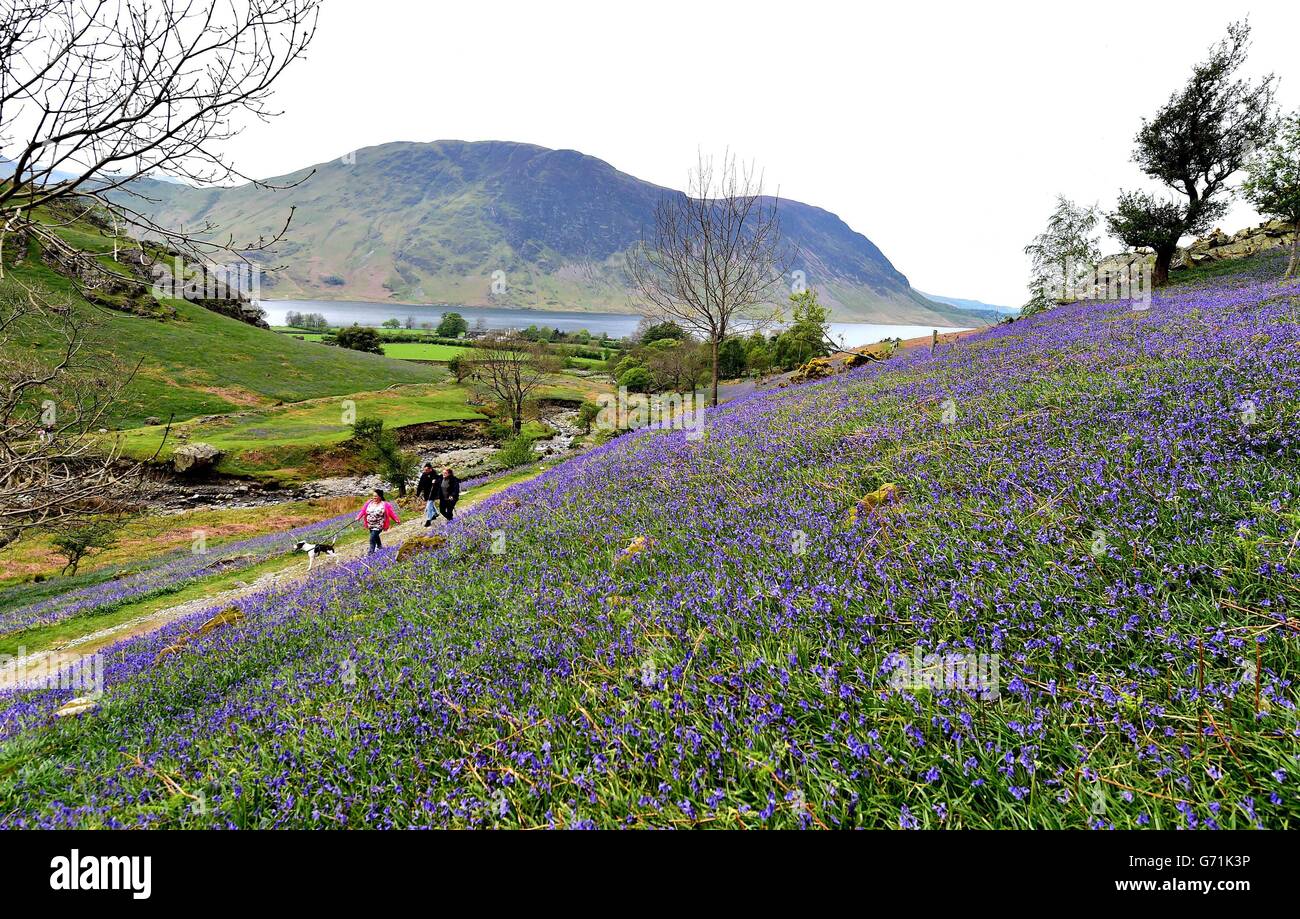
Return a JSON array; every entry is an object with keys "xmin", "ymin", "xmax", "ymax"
[
  {"xmin": 396, "ymin": 534, "xmax": 447, "ymax": 562},
  {"xmin": 172, "ymin": 442, "xmax": 222, "ymax": 474},
  {"xmin": 196, "ymin": 606, "xmax": 244, "ymax": 636},
  {"xmin": 616, "ymin": 535, "xmax": 650, "ymax": 565},
  {"xmin": 53, "ymin": 696, "xmax": 100, "ymax": 718},
  {"xmin": 790, "ymin": 356, "xmax": 837, "ymax": 383},
  {"xmin": 153, "ymin": 606, "xmax": 244, "ymax": 665},
  {"xmin": 144, "ymin": 416, "xmax": 162, "ymax": 426},
  {"xmin": 1171, "ymin": 219, "xmax": 1297, "ymax": 270},
  {"xmin": 847, "ymin": 483, "xmax": 901, "ymax": 524}
]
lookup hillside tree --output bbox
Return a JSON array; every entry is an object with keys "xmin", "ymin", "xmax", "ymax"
[
  {"xmin": 627, "ymin": 152, "xmax": 789, "ymax": 406},
  {"xmin": 1106, "ymin": 21, "xmax": 1276, "ymax": 286},
  {"xmin": 1022, "ymin": 196, "xmax": 1101, "ymax": 314},
  {"xmin": 470, "ymin": 334, "xmax": 559, "ymax": 435},
  {"xmin": 332, "ymin": 326, "xmax": 383, "ymax": 354},
  {"xmin": 1242, "ymin": 109, "xmax": 1300, "ymax": 279},
  {"xmin": 50, "ymin": 514, "xmax": 123, "ymax": 576}
]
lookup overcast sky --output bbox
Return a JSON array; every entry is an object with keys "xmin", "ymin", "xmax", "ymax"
[{"xmin": 218, "ymin": 0, "xmax": 1298, "ymax": 306}]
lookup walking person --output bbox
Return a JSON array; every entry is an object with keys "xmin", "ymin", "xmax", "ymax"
[
  {"xmin": 437, "ymin": 467, "xmax": 460, "ymax": 521},
  {"xmin": 357, "ymin": 488, "xmax": 399, "ymax": 554},
  {"xmin": 415, "ymin": 463, "xmax": 438, "ymax": 527}
]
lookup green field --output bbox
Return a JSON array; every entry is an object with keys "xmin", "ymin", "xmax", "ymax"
[
  {"xmin": 380, "ymin": 342, "xmax": 471, "ymax": 361},
  {"xmin": 109, "ymin": 373, "xmax": 606, "ymax": 481},
  {"xmin": 114, "ymin": 383, "xmax": 483, "ymax": 478}
]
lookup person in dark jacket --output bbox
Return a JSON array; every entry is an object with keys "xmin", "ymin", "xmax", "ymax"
[
  {"xmin": 415, "ymin": 463, "xmax": 438, "ymax": 527},
  {"xmin": 438, "ymin": 467, "xmax": 460, "ymax": 521}
]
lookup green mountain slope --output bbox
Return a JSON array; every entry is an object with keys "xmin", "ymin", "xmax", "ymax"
[
  {"xmin": 116, "ymin": 140, "xmax": 973, "ymax": 325},
  {"xmin": 5, "ymin": 256, "xmax": 436, "ymax": 428}
]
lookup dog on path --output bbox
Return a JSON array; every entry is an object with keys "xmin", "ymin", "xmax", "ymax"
[{"xmin": 294, "ymin": 540, "xmax": 336, "ymax": 571}]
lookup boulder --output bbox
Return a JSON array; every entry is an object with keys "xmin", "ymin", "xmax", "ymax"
[
  {"xmin": 395, "ymin": 534, "xmax": 447, "ymax": 562},
  {"xmin": 172, "ymin": 442, "xmax": 221, "ymax": 474},
  {"xmin": 790, "ymin": 356, "xmax": 836, "ymax": 383},
  {"xmin": 1172, "ymin": 219, "xmax": 1297, "ymax": 269},
  {"xmin": 53, "ymin": 697, "xmax": 101, "ymax": 718},
  {"xmin": 846, "ymin": 483, "xmax": 902, "ymax": 525}
]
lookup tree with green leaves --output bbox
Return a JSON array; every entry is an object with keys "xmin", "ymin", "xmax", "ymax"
[
  {"xmin": 744, "ymin": 333, "xmax": 774, "ymax": 379},
  {"xmin": 636, "ymin": 319, "xmax": 688, "ymax": 345},
  {"xmin": 577, "ymin": 400, "xmax": 601, "ymax": 433},
  {"xmin": 437, "ymin": 312, "xmax": 469, "ymax": 337},
  {"xmin": 352, "ymin": 417, "xmax": 419, "ymax": 497},
  {"xmin": 1243, "ymin": 110, "xmax": 1300, "ymax": 279},
  {"xmin": 50, "ymin": 516, "xmax": 124, "ymax": 577},
  {"xmin": 717, "ymin": 337, "xmax": 748, "ymax": 379},
  {"xmin": 332, "ymin": 325, "xmax": 383, "ymax": 354},
  {"xmin": 1107, "ymin": 21, "xmax": 1276, "ymax": 286},
  {"xmin": 1022, "ymin": 197, "xmax": 1101, "ymax": 315}
]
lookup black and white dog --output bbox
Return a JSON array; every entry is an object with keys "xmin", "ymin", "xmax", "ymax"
[{"xmin": 294, "ymin": 539, "xmax": 337, "ymax": 571}]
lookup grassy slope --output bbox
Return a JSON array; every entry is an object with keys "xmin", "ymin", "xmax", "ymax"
[
  {"xmin": 113, "ymin": 374, "xmax": 605, "ymax": 481},
  {"xmin": 6, "ymin": 253, "xmax": 436, "ymax": 428},
  {"xmin": 4, "ymin": 256, "xmax": 1295, "ymax": 829},
  {"xmin": 0, "ymin": 497, "xmax": 360, "ymax": 590}
]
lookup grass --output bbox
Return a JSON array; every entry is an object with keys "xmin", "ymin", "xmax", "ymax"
[
  {"xmin": 3, "ymin": 250, "xmax": 436, "ymax": 428},
  {"xmin": 108, "ymin": 382, "xmax": 481, "ymax": 478},
  {"xmin": 4, "ymin": 258, "xmax": 1296, "ymax": 829},
  {"xmin": 0, "ymin": 466, "xmax": 551, "ymax": 658},
  {"xmin": 1169, "ymin": 246, "xmax": 1296, "ymax": 286},
  {"xmin": 380, "ymin": 342, "xmax": 472, "ymax": 361},
  {"xmin": 0, "ymin": 497, "xmax": 359, "ymax": 591}
]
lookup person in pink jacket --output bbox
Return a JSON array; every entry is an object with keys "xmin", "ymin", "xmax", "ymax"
[{"xmin": 357, "ymin": 488, "xmax": 400, "ymax": 555}]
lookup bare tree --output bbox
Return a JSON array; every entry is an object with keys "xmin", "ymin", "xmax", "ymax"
[
  {"xmin": 642, "ymin": 338, "xmax": 708, "ymax": 394},
  {"xmin": 0, "ymin": 0, "xmax": 321, "ymax": 283},
  {"xmin": 0, "ymin": 280, "xmax": 136, "ymax": 544},
  {"xmin": 627, "ymin": 152, "xmax": 789, "ymax": 406},
  {"xmin": 469, "ymin": 333, "xmax": 558, "ymax": 435},
  {"xmin": 0, "ymin": 0, "xmax": 319, "ymax": 543}
]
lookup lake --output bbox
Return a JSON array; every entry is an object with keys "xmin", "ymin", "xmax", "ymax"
[{"xmin": 262, "ymin": 299, "xmax": 970, "ymax": 349}]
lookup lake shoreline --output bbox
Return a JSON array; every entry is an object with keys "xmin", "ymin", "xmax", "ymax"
[{"xmin": 263, "ymin": 298, "xmax": 973, "ymax": 350}]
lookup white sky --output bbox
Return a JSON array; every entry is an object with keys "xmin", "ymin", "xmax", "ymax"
[{"xmin": 218, "ymin": 0, "xmax": 1299, "ymax": 306}]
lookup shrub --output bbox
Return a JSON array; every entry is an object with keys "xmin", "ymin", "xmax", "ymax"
[
  {"xmin": 331, "ymin": 325, "xmax": 383, "ymax": 354},
  {"xmin": 496, "ymin": 434, "xmax": 536, "ymax": 469}
]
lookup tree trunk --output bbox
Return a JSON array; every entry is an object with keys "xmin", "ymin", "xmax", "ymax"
[
  {"xmin": 1153, "ymin": 247, "xmax": 1174, "ymax": 287},
  {"xmin": 1288, "ymin": 222, "xmax": 1299, "ymax": 280},
  {"xmin": 709, "ymin": 337, "xmax": 719, "ymax": 408}
]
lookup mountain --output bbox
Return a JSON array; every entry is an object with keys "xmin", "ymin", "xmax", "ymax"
[
  {"xmin": 918, "ymin": 291, "xmax": 1020, "ymax": 323},
  {"xmin": 113, "ymin": 140, "xmax": 974, "ymax": 325}
]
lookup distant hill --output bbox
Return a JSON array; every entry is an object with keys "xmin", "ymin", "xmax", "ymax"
[
  {"xmin": 918, "ymin": 291, "xmax": 1020, "ymax": 321},
  {"xmin": 113, "ymin": 140, "xmax": 974, "ymax": 325}
]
